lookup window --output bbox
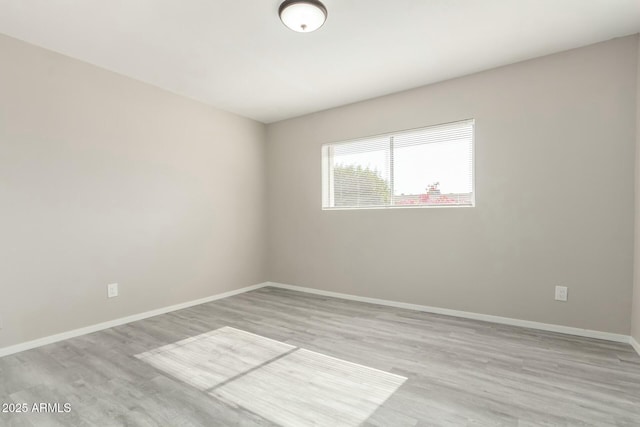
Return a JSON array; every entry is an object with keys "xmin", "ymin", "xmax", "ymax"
[{"xmin": 322, "ymin": 119, "xmax": 474, "ymax": 209}]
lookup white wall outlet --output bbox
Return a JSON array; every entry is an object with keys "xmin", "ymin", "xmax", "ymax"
[
  {"xmin": 107, "ymin": 283, "xmax": 119, "ymax": 298},
  {"xmin": 555, "ymin": 285, "xmax": 568, "ymax": 302}
]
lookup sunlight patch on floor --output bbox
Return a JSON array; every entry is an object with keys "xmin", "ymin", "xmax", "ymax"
[{"xmin": 136, "ymin": 326, "xmax": 407, "ymax": 426}]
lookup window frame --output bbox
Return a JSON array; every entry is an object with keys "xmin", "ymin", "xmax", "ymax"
[{"xmin": 321, "ymin": 119, "xmax": 475, "ymax": 211}]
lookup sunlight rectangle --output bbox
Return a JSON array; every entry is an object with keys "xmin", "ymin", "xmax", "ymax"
[
  {"xmin": 137, "ymin": 327, "xmax": 406, "ymax": 426},
  {"xmin": 212, "ymin": 348, "xmax": 407, "ymax": 427},
  {"xmin": 135, "ymin": 326, "xmax": 294, "ymax": 390}
]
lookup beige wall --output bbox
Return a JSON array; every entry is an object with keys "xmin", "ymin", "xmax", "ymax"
[
  {"xmin": 2, "ymin": 32, "xmax": 638, "ymax": 350},
  {"xmin": 0, "ymin": 34, "xmax": 267, "ymax": 349},
  {"xmin": 633, "ymin": 34, "xmax": 640, "ymax": 344},
  {"xmin": 267, "ymin": 36, "xmax": 638, "ymax": 335}
]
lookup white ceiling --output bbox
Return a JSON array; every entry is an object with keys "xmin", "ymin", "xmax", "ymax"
[{"xmin": 0, "ymin": 1, "xmax": 639, "ymax": 123}]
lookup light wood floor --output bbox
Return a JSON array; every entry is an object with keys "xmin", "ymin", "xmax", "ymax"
[{"xmin": 1, "ymin": 286, "xmax": 639, "ymax": 426}]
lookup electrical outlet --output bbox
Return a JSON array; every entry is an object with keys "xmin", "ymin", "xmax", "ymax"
[
  {"xmin": 107, "ymin": 283, "xmax": 119, "ymax": 298},
  {"xmin": 555, "ymin": 285, "xmax": 568, "ymax": 302}
]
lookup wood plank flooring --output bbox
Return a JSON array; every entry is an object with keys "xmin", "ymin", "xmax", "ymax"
[{"xmin": 1, "ymin": 286, "xmax": 639, "ymax": 426}]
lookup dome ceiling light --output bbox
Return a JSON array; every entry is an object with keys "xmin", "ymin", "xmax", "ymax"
[{"xmin": 278, "ymin": 0, "xmax": 328, "ymax": 33}]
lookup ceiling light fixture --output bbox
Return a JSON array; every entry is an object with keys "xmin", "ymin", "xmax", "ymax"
[{"xmin": 278, "ymin": 0, "xmax": 328, "ymax": 33}]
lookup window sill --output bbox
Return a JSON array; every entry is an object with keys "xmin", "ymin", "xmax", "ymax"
[{"xmin": 322, "ymin": 204, "xmax": 475, "ymax": 211}]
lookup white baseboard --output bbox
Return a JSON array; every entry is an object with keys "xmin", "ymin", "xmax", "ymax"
[
  {"xmin": 266, "ymin": 282, "xmax": 631, "ymax": 344},
  {"xmin": 3, "ymin": 281, "xmax": 637, "ymax": 358},
  {"xmin": 631, "ymin": 336, "xmax": 640, "ymax": 356},
  {"xmin": 0, "ymin": 282, "xmax": 269, "ymax": 358}
]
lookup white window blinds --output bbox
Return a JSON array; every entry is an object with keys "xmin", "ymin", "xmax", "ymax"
[{"xmin": 322, "ymin": 119, "xmax": 474, "ymax": 209}]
